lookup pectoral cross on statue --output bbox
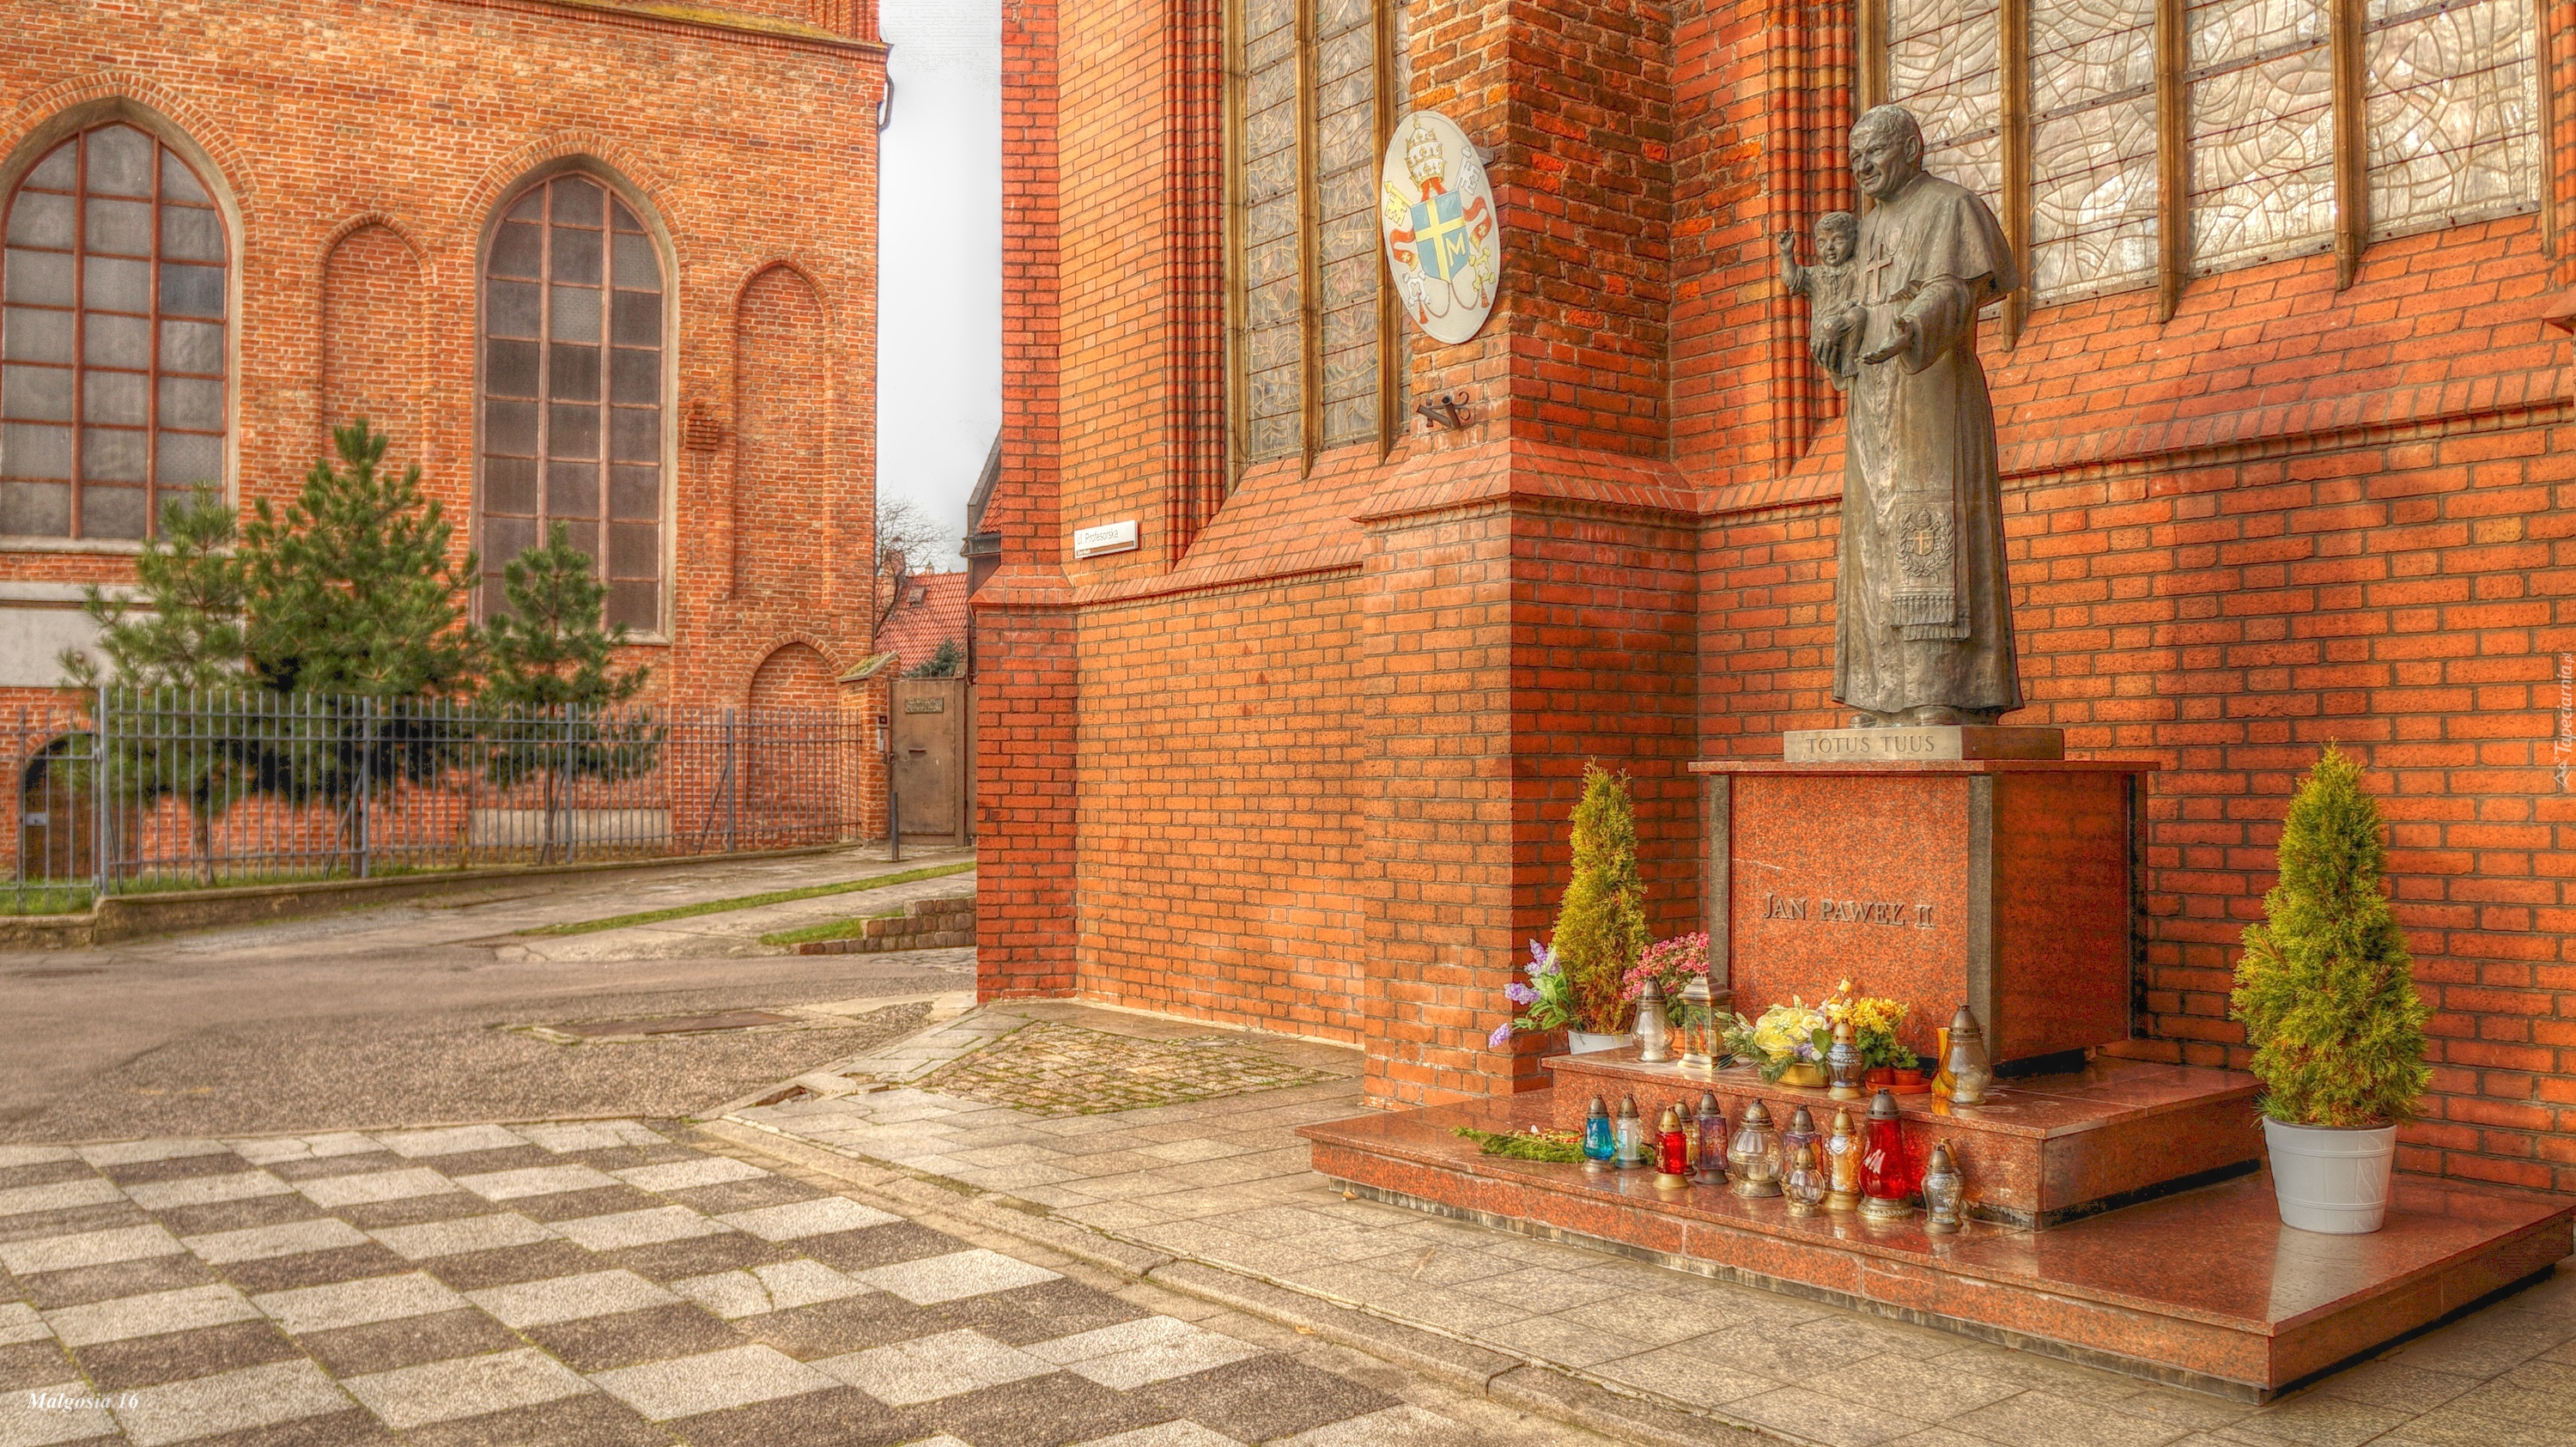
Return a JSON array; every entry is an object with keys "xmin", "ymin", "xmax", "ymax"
[
  {"xmin": 1907, "ymin": 513, "xmax": 1941, "ymax": 556},
  {"xmin": 1862, "ymin": 242, "xmax": 1899, "ymax": 307}
]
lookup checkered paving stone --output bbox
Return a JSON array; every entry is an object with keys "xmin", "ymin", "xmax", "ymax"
[
  {"xmin": 908, "ymin": 1024, "xmax": 1346, "ymax": 1117},
  {"xmin": 0, "ymin": 1122, "xmax": 1444, "ymax": 1446}
]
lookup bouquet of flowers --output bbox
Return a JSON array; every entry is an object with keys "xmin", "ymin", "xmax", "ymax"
[
  {"xmin": 1721, "ymin": 998, "xmax": 1832, "ymax": 1082},
  {"xmin": 1621, "ymin": 932, "xmax": 1710, "ymax": 1002},
  {"xmin": 1489, "ymin": 940, "xmax": 1581, "ymax": 1048},
  {"xmin": 1820, "ymin": 979, "xmax": 1917, "ymax": 1069}
]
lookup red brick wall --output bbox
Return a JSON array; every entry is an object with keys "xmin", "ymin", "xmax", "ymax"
[
  {"xmin": 0, "ymin": 0, "xmax": 883, "ymax": 714},
  {"xmin": 987, "ymin": 0, "xmax": 2576, "ymax": 1184}
]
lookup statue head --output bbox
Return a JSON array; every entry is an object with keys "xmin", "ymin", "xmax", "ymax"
[
  {"xmin": 1850, "ymin": 106, "xmax": 1924, "ymax": 203},
  {"xmin": 1816, "ymin": 210, "xmax": 1858, "ymax": 265}
]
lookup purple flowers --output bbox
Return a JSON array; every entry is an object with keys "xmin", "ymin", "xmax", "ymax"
[
  {"xmin": 1489, "ymin": 939, "xmax": 1577, "ymax": 1049},
  {"xmin": 1504, "ymin": 981, "xmax": 1539, "ymax": 1005},
  {"xmin": 1489, "ymin": 1022, "xmax": 1514, "ymax": 1049}
]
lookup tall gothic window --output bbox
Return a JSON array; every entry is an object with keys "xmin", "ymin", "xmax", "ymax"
[
  {"xmin": 479, "ymin": 173, "xmax": 665, "ymax": 631},
  {"xmin": 1230, "ymin": 0, "xmax": 1402, "ymax": 471},
  {"xmin": 0, "ymin": 123, "xmax": 228, "ymax": 540},
  {"xmin": 1873, "ymin": 0, "xmax": 2539, "ymax": 313}
]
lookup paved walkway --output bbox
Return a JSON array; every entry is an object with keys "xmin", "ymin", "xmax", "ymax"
[
  {"xmin": 726, "ymin": 1001, "xmax": 2576, "ymax": 1447},
  {"xmin": 0, "ymin": 1116, "xmax": 1585, "ymax": 1446}
]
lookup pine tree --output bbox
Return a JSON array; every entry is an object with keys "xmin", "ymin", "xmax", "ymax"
[
  {"xmin": 481, "ymin": 523, "xmax": 656, "ymax": 862},
  {"xmin": 58, "ymin": 485, "xmax": 249, "ymax": 884},
  {"xmin": 2231, "ymin": 745, "xmax": 2432, "ymax": 1127},
  {"xmin": 1550, "ymin": 763, "xmax": 1649, "ymax": 1034},
  {"xmin": 903, "ymin": 637, "xmax": 964, "ymax": 678},
  {"xmin": 240, "ymin": 420, "xmax": 477, "ymax": 699}
]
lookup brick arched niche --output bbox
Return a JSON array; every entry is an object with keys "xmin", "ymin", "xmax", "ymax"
[
  {"xmin": 319, "ymin": 223, "xmax": 422, "ymax": 464},
  {"xmin": 731, "ymin": 265, "xmax": 835, "ymax": 605},
  {"xmin": 747, "ymin": 641, "xmax": 836, "ymax": 712}
]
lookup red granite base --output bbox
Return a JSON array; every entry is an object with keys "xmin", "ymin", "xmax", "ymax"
[
  {"xmin": 1544, "ymin": 1050, "xmax": 2265, "ymax": 1229},
  {"xmin": 1297, "ymin": 1090, "xmax": 2573, "ymax": 1399}
]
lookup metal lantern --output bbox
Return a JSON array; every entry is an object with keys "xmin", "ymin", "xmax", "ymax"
[
  {"xmin": 1727, "ymin": 1098, "xmax": 1783, "ymax": 1198},
  {"xmin": 1826, "ymin": 1018, "xmax": 1865, "ymax": 1099},
  {"xmin": 1783, "ymin": 1142, "xmax": 1828, "ymax": 1217},
  {"xmin": 1945, "ymin": 1004, "xmax": 1996, "ymax": 1105},
  {"xmin": 1783, "ymin": 1105, "xmax": 1820, "ymax": 1170},
  {"xmin": 1635, "ymin": 977, "xmax": 1673, "ymax": 1063},
  {"xmin": 1923, "ymin": 1140, "xmax": 1965, "ymax": 1234},
  {"xmin": 1678, "ymin": 975, "xmax": 1718, "ymax": 1070},
  {"xmin": 1692, "ymin": 1091, "xmax": 1728, "ymax": 1186}
]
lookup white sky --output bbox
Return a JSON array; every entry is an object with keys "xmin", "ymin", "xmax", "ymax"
[{"xmin": 876, "ymin": 0, "xmax": 1001, "ymax": 572}]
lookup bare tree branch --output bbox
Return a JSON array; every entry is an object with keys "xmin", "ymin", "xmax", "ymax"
[{"xmin": 874, "ymin": 496, "xmax": 949, "ymax": 630}]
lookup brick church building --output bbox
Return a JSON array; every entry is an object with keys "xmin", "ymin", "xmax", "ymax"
[
  {"xmin": 0, "ymin": 0, "xmax": 884, "ymax": 715},
  {"xmin": 976, "ymin": 0, "xmax": 2576, "ymax": 1193}
]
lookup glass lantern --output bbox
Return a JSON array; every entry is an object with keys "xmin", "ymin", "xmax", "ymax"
[
  {"xmin": 1826, "ymin": 1018, "xmax": 1865, "ymax": 1100},
  {"xmin": 1677, "ymin": 976, "xmax": 1717, "ymax": 1070},
  {"xmin": 1655, "ymin": 1106, "xmax": 1691, "ymax": 1189},
  {"xmin": 1783, "ymin": 1142, "xmax": 1827, "ymax": 1217},
  {"xmin": 1823, "ymin": 1107, "xmax": 1861, "ymax": 1211},
  {"xmin": 1727, "ymin": 1098, "xmax": 1783, "ymax": 1198},
  {"xmin": 1583, "ymin": 1096, "xmax": 1615, "ymax": 1170},
  {"xmin": 1859, "ymin": 1089, "xmax": 1915, "ymax": 1221},
  {"xmin": 1692, "ymin": 1092, "xmax": 1728, "ymax": 1185},
  {"xmin": 1923, "ymin": 1141, "xmax": 1965, "ymax": 1234},
  {"xmin": 1783, "ymin": 1105, "xmax": 1819, "ymax": 1168},
  {"xmin": 1635, "ymin": 977, "xmax": 1672, "ymax": 1063},
  {"xmin": 1613, "ymin": 1096, "xmax": 1648, "ymax": 1170}
]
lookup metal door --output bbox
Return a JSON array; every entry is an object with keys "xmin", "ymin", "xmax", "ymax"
[{"xmin": 890, "ymin": 678, "xmax": 968, "ymax": 845}]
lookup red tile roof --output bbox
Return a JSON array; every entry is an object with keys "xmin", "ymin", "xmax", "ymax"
[{"xmin": 875, "ymin": 570, "xmax": 969, "ymax": 672}]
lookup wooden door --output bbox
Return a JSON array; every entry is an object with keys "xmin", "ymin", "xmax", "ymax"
[{"xmin": 890, "ymin": 678, "xmax": 968, "ymax": 845}]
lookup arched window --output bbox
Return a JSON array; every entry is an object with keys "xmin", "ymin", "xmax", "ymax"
[
  {"xmin": 479, "ymin": 172, "xmax": 665, "ymax": 631},
  {"xmin": 1, "ymin": 122, "xmax": 228, "ymax": 540}
]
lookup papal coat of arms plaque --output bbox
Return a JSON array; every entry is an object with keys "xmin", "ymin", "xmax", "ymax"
[{"xmin": 1380, "ymin": 110, "xmax": 1499, "ymax": 345}]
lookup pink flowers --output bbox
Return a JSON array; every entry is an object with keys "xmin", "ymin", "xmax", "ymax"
[{"xmin": 1621, "ymin": 933, "xmax": 1710, "ymax": 1001}]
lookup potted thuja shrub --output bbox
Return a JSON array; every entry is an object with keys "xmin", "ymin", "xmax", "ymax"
[
  {"xmin": 1493, "ymin": 763, "xmax": 1647, "ymax": 1054},
  {"xmin": 2231, "ymin": 745, "xmax": 2432, "ymax": 1234}
]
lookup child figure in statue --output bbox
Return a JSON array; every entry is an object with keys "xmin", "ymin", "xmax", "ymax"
[{"xmin": 1777, "ymin": 210, "xmax": 1862, "ymax": 390}]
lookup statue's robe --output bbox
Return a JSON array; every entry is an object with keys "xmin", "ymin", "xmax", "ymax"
[{"xmin": 1834, "ymin": 170, "xmax": 2021, "ymax": 718}]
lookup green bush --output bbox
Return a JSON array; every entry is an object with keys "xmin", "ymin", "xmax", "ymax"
[
  {"xmin": 1550, "ymin": 763, "xmax": 1648, "ymax": 1035},
  {"xmin": 2230, "ymin": 745, "xmax": 2431, "ymax": 1128}
]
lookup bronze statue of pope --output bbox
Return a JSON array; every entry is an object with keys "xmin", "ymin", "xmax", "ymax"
[{"xmin": 1818, "ymin": 105, "xmax": 2021, "ymax": 727}]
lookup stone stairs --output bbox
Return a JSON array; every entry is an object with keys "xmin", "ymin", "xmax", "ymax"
[{"xmin": 796, "ymin": 892, "xmax": 975, "ymax": 955}]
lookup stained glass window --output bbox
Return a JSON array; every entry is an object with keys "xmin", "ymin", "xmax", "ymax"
[
  {"xmin": 1889, "ymin": 0, "xmax": 2005, "ymax": 215},
  {"xmin": 2187, "ymin": 0, "xmax": 2336, "ymax": 274},
  {"xmin": 480, "ymin": 173, "xmax": 665, "ymax": 632},
  {"xmin": 1233, "ymin": 0, "xmax": 1392, "ymax": 466},
  {"xmin": 1238, "ymin": 0, "xmax": 1303, "ymax": 463},
  {"xmin": 2029, "ymin": 0, "xmax": 2158, "ymax": 301},
  {"xmin": 1, "ymin": 124, "xmax": 228, "ymax": 540},
  {"xmin": 1314, "ymin": 0, "xmax": 1380, "ymax": 448},
  {"xmin": 1869, "ymin": 0, "xmax": 2537, "ymax": 308},
  {"xmin": 2364, "ymin": 0, "xmax": 2539, "ymax": 239}
]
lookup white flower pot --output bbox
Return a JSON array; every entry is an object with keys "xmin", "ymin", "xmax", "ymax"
[
  {"xmin": 1567, "ymin": 1031, "xmax": 1633, "ymax": 1055},
  {"xmin": 2263, "ymin": 1117, "xmax": 2397, "ymax": 1235}
]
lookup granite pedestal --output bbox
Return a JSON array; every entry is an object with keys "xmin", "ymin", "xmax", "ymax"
[{"xmin": 1692, "ymin": 751, "xmax": 2154, "ymax": 1066}]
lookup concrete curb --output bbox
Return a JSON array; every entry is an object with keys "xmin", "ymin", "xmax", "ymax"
[
  {"xmin": 2, "ymin": 842, "xmax": 894, "ymax": 951},
  {"xmin": 699, "ymin": 1115, "xmax": 1762, "ymax": 1447}
]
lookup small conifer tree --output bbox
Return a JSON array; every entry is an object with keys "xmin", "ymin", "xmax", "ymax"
[
  {"xmin": 2230, "ymin": 745, "xmax": 2431, "ymax": 1128},
  {"xmin": 1550, "ymin": 763, "xmax": 1649, "ymax": 1033},
  {"xmin": 58, "ymin": 485, "xmax": 249, "ymax": 883},
  {"xmin": 241, "ymin": 420, "xmax": 477, "ymax": 699},
  {"xmin": 904, "ymin": 637, "xmax": 965, "ymax": 678},
  {"xmin": 60, "ymin": 485, "xmax": 245, "ymax": 695},
  {"xmin": 482, "ymin": 524, "xmax": 656, "ymax": 862}
]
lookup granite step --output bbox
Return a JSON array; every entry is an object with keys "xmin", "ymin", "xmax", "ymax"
[
  {"xmin": 1544, "ymin": 1049, "xmax": 2263, "ymax": 1229},
  {"xmin": 1298, "ymin": 1087, "xmax": 2573, "ymax": 1400}
]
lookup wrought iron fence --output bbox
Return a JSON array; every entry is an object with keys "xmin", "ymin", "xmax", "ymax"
[{"xmin": 3, "ymin": 690, "xmax": 874, "ymax": 911}]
